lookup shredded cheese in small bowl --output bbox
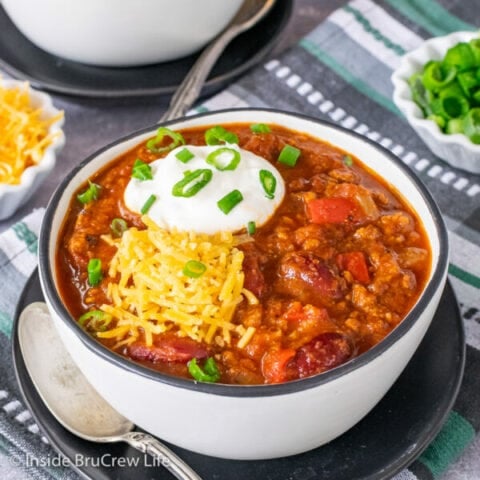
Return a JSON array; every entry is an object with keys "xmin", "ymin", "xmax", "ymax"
[{"xmin": 0, "ymin": 77, "xmax": 64, "ymax": 220}]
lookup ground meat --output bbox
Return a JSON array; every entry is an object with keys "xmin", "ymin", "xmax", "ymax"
[
  {"xmin": 328, "ymin": 168, "xmax": 360, "ymax": 184},
  {"xmin": 398, "ymin": 247, "xmax": 429, "ymax": 270},
  {"xmin": 242, "ymin": 131, "xmax": 281, "ymax": 159}
]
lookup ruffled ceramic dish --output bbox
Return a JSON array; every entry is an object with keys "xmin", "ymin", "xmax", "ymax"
[
  {"xmin": 0, "ymin": 78, "xmax": 65, "ymax": 220},
  {"xmin": 392, "ymin": 30, "xmax": 480, "ymax": 174}
]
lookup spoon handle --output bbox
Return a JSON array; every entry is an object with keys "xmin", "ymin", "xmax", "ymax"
[{"xmin": 124, "ymin": 431, "xmax": 203, "ymax": 480}]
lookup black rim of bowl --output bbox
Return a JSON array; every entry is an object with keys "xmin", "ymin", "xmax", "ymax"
[{"xmin": 39, "ymin": 107, "xmax": 450, "ymax": 397}]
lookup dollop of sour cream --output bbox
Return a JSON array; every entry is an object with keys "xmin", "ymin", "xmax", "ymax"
[{"xmin": 124, "ymin": 144, "xmax": 285, "ymax": 234}]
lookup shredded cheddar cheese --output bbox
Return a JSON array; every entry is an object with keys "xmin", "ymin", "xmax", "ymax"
[
  {"xmin": 0, "ymin": 78, "xmax": 64, "ymax": 185},
  {"xmin": 97, "ymin": 216, "xmax": 257, "ymax": 348}
]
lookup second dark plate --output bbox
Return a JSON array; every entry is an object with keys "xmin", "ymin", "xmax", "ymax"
[
  {"xmin": 0, "ymin": 1, "xmax": 292, "ymax": 98},
  {"xmin": 12, "ymin": 270, "xmax": 465, "ymax": 480}
]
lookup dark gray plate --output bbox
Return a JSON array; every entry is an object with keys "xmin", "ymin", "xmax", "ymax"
[
  {"xmin": 0, "ymin": 1, "xmax": 292, "ymax": 98},
  {"xmin": 12, "ymin": 270, "xmax": 465, "ymax": 480}
]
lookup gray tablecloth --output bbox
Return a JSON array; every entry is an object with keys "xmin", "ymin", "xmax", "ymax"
[{"xmin": 1, "ymin": 0, "xmax": 480, "ymax": 478}]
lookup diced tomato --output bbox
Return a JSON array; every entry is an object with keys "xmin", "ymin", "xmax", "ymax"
[
  {"xmin": 306, "ymin": 197, "xmax": 358, "ymax": 224},
  {"xmin": 337, "ymin": 251, "xmax": 370, "ymax": 283},
  {"xmin": 261, "ymin": 348, "xmax": 296, "ymax": 384},
  {"xmin": 129, "ymin": 334, "xmax": 208, "ymax": 363},
  {"xmin": 332, "ymin": 183, "xmax": 379, "ymax": 221}
]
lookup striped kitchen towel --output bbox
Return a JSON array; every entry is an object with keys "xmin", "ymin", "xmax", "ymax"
[
  {"xmin": 0, "ymin": 208, "xmax": 78, "ymax": 480},
  {"xmin": 1, "ymin": 0, "xmax": 480, "ymax": 479}
]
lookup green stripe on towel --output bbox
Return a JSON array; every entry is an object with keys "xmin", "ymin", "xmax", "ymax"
[
  {"xmin": 449, "ymin": 264, "xmax": 480, "ymax": 289},
  {"xmin": 385, "ymin": 0, "xmax": 475, "ymax": 36},
  {"xmin": 419, "ymin": 411, "xmax": 475, "ymax": 478},
  {"xmin": 343, "ymin": 4, "xmax": 407, "ymax": 55},
  {"xmin": 12, "ymin": 222, "xmax": 38, "ymax": 254},
  {"xmin": 299, "ymin": 38, "xmax": 400, "ymax": 115},
  {"xmin": 0, "ymin": 312, "xmax": 12, "ymax": 338}
]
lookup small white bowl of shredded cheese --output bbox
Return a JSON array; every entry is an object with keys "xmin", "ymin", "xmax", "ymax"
[{"xmin": 0, "ymin": 78, "xmax": 65, "ymax": 220}]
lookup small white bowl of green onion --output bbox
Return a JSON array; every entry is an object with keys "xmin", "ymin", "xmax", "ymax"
[{"xmin": 392, "ymin": 30, "xmax": 480, "ymax": 174}]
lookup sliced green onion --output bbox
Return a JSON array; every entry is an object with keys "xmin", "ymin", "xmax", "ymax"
[
  {"xmin": 175, "ymin": 147, "xmax": 195, "ymax": 163},
  {"xmin": 343, "ymin": 155, "xmax": 354, "ymax": 167},
  {"xmin": 247, "ymin": 221, "xmax": 256, "ymax": 235},
  {"xmin": 469, "ymin": 38, "xmax": 480, "ymax": 63},
  {"xmin": 431, "ymin": 92, "xmax": 469, "ymax": 119},
  {"xmin": 141, "ymin": 194, "xmax": 157, "ymax": 214},
  {"xmin": 77, "ymin": 181, "xmax": 101, "ymax": 204},
  {"xmin": 438, "ymin": 81, "xmax": 464, "ymax": 98},
  {"xmin": 408, "ymin": 73, "xmax": 432, "ymax": 116},
  {"xmin": 183, "ymin": 260, "xmax": 207, "ymax": 278},
  {"xmin": 110, "ymin": 218, "xmax": 128, "ymax": 237},
  {"xmin": 421, "ymin": 61, "xmax": 456, "ymax": 92},
  {"xmin": 205, "ymin": 126, "xmax": 239, "ymax": 145},
  {"xmin": 131, "ymin": 159, "xmax": 153, "ymax": 181},
  {"xmin": 172, "ymin": 169, "xmax": 212, "ymax": 197},
  {"xmin": 250, "ymin": 123, "xmax": 271, "ymax": 134},
  {"xmin": 457, "ymin": 70, "xmax": 479, "ymax": 97},
  {"xmin": 427, "ymin": 114, "xmax": 446, "ymax": 130},
  {"xmin": 259, "ymin": 169, "xmax": 276, "ymax": 199},
  {"xmin": 188, "ymin": 357, "xmax": 220, "ymax": 383},
  {"xmin": 87, "ymin": 258, "xmax": 102, "ymax": 286},
  {"xmin": 443, "ymin": 42, "xmax": 476, "ymax": 72},
  {"xmin": 463, "ymin": 107, "xmax": 480, "ymax": 143},
  {"xmin": 408, "ymin": 37, "xmax": 480, "ymax": 144},
  {"xmin": 217, "ymin": 189, "xmax": 243, "ymax": 214},
  {"xmin": 146, "ymin": 127, "xmax": 185, "ymax": 154},
  {"xmin": 78, "ymin": 310, "xmax": 112, "ymax": 332},
  {"xmin": 206, "ymin": 147, "xmax": 240, "ymax": 171},
  {"xmin": 446, "ymin": 118, "xmax": 463, "ymax": 134},
  {"xmin": 278, "ymin": 144, "xmax": 301, "ymax": 167}
]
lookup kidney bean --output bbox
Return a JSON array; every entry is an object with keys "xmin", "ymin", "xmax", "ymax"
[
  {"xmin": 239, "ymin": 243, "xmax": 267, "ymax": 298},
  {"xmin": 129, "ymin": 334, "xmax": 208, "ymax": 363},
  {"xmin": 277, "ymin": 251, "xmax": 343, "ymax": 300},
  {"xmin": 292, "ymin": 332, "xmax": 354, "ymax": 378}
]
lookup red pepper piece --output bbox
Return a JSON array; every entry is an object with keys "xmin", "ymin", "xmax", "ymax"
[
  {"xmin": 336, "ymin": 251, "xmax": 370, "ymax": 283},
  {"xmin": 307, "ymin": 197, "xmax": 358, "ymax": 224}
]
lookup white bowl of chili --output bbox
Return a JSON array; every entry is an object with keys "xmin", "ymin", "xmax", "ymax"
[
  {"xmin": 0, "ymin": 78, "xmax": 64, "ymax": 220},
  {"xmin": 2, "ymin": 0, "xmax": 244, "ymax": 67},
  {"xmin": 392, "ymin": 30, "xmax": 480, "ymax": 174},
  {"xmin": 39, "ymin": 109, "xmax": 449, "ymax": 460}
]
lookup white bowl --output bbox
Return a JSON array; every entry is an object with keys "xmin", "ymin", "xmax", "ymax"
[
  {"xmin": 0, "ymin": 79, "xmax": 64, "ymax": 221},
  {"xmin": 392, "ymin": 30, "xmax": 480, "ymax": 174},
  {"xmin": 1, "ymin": 0, "xmax": 243, "ymax": 67},
  {"xmin": 38, "ymin": 109, "xmax": 449, "ymax": 460}
]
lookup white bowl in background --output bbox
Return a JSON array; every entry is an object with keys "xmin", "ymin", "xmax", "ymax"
[
  {"xmin": 0, "ymin": 79, "xmax": 64, "ymax": 221},
  {"xmin": 1, "ymin": 0, "xmax": 243, "ymax": 67},
  {"xmin": 39, "ymin": 109, "xmax": 449, "ymax": 460},
  {"xmin": 392, "ymin": 30, "xmax": 480, "ymax": 174}
]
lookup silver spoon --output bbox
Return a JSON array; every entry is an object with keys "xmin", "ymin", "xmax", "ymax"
[
  {"xmin": 161, "ymin": 0, "xmax": 276, "ymax": 122},
  {"xmin": 18, "ymin": 302, "xmax": 202, "ymax": 480}
]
